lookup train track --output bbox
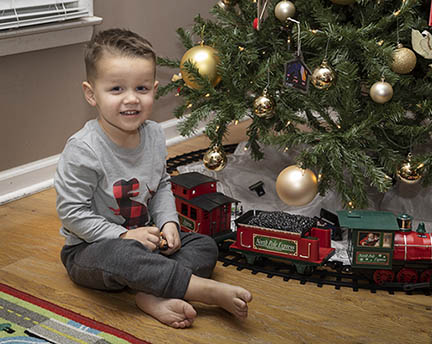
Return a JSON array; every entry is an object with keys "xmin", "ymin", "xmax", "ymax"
[
  {"xmin": 166, "ymin": 143, "xmax": 238, "ymax": 174},
  {"xmin": 217, "ymin": 239, "xmax": 432, "ymax": 295}
]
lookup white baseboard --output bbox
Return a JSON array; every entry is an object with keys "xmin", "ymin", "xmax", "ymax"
[
  {"xmin": 160, "ymin": 118, "xmax": 206, "ymax": 147},
  {"xmin": 0, "ymin": 118, "xmax": 196, "ymax": 205},
  {"xmin": 0, "ymin": 155, "xmax": 59, "ymax": 205}
]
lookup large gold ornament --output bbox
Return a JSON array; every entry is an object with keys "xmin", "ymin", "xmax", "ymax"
[
  {"xmin": 274, "ymin": 1, "xmax": 296, "ymax": 23},
  {"xmin": 180, "ymin": 45, "xmax": 221, "ymax": 89},
  {"xmin": 396, "ymin": 153, "xmax": 424, "ymax": 184},
  {"xmin": 369, "ymin": 79, "xmax": 393, "ymax": 104},
  {"xmin": 330, "ymin": 0, "xmax": 356, "ymax": 4},
  {"xmin": 253, "ymin": 89, "xmax": 275, "ymax": 118},
  {"xmin": 203, "ymin": 146, "xmax": 227, "ymax": 171},
  {"xmin": 311, "ymin": 60, "xmax": 335, "ymax": 89},
  {"xmin": 391, "ymin": 43, "xmax": 417, "ymax": 74},
  {"xmin": 276, "ymin": 165, "xmax": 318, "ymax": 206}
]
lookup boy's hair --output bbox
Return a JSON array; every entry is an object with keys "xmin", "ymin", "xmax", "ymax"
[{"xmin": 85, "ymin": 28, "xmax": 156, "ymax": 82}]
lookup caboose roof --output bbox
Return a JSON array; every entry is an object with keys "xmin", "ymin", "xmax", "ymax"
[
  {"xmin": 337, "ymin": 210, "xmax": 399, "ymax": 231},
  {"xmin": 187, "ymin": 192, "xmax": 238, "ymax": 212},
  {"xmin": 170, "ymin": 172, "xmax": 217, "ymax": 189}
]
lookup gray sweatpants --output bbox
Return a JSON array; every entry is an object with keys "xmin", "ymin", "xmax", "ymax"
[{"xmin": 60, "ymin": 231, "xmax": 218, "ymax": 299}]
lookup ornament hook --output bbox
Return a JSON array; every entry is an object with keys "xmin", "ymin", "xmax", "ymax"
[
  {"xmin": 287, "ymin": 17, "xmax": 301, "ymax": 57},
  {"xmin": 324, "ymin": 36, "xmax": 330, "ymax": 61},
  {"xmin": 199, "ymin": 25, "xmax": 206, "ymax": 45},
  {"xmin": 256, "ymin": 0, "xmax": 269, "ymax": 31}
]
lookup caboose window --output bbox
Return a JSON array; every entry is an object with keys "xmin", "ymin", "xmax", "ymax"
[
  {"xmin": 190, "ymin": 207, "xmax": 197, "ymax": 220},
  {"xmin": 181, "ymin": 203, "xmax": 188, "ymax": 216},
  {"xmin": 182, "ymin": 188, "xmax": 187, "ymax": 195}
]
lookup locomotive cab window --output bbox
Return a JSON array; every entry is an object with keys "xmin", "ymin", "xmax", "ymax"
[
  {"xmin": 382, "ymin": 233, "xmax": 393, "ymax": 248},
  {"xmin": 357, "ymin": 231, "xmax": 394, "ymax": 249},
  {"xmin": 358, "ymin": 231, "xmax": 381, "ymax": 247}
]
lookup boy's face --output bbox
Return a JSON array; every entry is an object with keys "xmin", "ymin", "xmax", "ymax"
[{"xmin": 82, "ymin": 52, "xmax": 158, "ymax": 144}]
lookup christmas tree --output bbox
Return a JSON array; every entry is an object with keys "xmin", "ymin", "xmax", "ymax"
[{"xmin": 157, "ymin": 0, "xmax": 432, "ymax": 209}]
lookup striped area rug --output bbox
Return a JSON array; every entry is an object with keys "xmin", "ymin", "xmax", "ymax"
[{"xmin": 0, "ymin": 283, "xmax": 149, "ymax": 344}]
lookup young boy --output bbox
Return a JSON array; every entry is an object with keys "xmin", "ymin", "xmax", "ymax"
[{"xmin": 55, "ymin": 28, "xmax": 252, "ymax": 329}]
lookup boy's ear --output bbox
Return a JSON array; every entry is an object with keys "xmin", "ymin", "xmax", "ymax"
[
  {"xmin": 82, "ymin": 81, "xmax": 96, "ymax": 106},
  {"xmin": 153, "ymin": 80, "xmax": 159, "ymax": 93}
]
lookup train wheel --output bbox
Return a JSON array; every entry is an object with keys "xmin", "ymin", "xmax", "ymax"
[
  {"xmin": 294, "ymin": 263, "xmax": 314, "ymax": 275},
  {"xmin": 420, "ymin": 269, "xmax": 432, "ymax": 283},
  {"xmin": 243, "ymin": 253, "xmax": 256, "ymax": 265},
  {"xmin": 396, "ymin": 268, "xmax": 418, "ymax": 284},
  {"xmin": 373, "ymin": 269, "xmax": 394, "ymax": 285}
]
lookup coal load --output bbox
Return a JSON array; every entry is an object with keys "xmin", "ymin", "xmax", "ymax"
[{"xmin": 247, "ymin": 211, "xmax": 317, "ymax": 235}]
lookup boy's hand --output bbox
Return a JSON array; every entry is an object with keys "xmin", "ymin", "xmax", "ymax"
[
  {"xmin": 160, "ymin": 222, "xmax": 181, "ymax": 256},
  {"xmin": 120, "ymin": 226, "xmax": 161, "ymax": 251}
]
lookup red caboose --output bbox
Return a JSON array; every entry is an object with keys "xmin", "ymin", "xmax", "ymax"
[{"xmin": 170, "ymin": 172, "xmax": 238, "ymax": 238}]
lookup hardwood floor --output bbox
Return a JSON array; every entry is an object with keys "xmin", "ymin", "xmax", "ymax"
[{"xmin": 1, "ymin": 119, "xmax": 431, "ymax": 344}]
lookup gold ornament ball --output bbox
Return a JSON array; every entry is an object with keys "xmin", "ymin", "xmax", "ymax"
[
  {"xmin": 274, "ymin": 1, "xmax": 296, "ymax": 23},
  {"xmin": 276, "ymin": 165, "xmax": 318, "ymax": 206},
  {"xmin": 330, "ymin": 0, "xmax": 356, "ymax": 4},
  {"xmin": 217, "ymin": 0, "xmax": 233, "ymax": 10},
  {"xmin": 391, "ymin": 44, "xmax": 417, "ymax": 74},
  {"xmin": 396, "ymin": 156, "xmax": 423, "ymax": 184},
  {"xmin": 311, "ymin": 60, "xmax": 336, "ymax": 89},
  {"xmin": 253, "ymin": 91, "xmax": 275, "ymax": 119},
  {"xmin": 369, "ymin": 80, "xmax": 393, "ymax": 104},
  {"xmin": 203, "ymin": 146, "xmax": 227, "ymax": 171},
  {"xmin": 180, "ymin": 45, "xmax": 221, "ymax": 90}
]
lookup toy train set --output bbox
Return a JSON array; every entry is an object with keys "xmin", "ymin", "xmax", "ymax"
[{"xmin": 170, "ymin": 172, "xmax": 432, "ymax": 292}]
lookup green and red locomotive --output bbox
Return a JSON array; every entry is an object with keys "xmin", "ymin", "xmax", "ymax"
[{"xmin": 338, "ymin": 210, "xmax": 432, "ymax": 285}]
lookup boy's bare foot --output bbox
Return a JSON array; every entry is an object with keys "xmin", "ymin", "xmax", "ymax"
[
  {"xmin": 210, "ymin": 281, "xmax": 252, "ymax": 319},
  {"xmin": 136, "ymin": 292, "xmax": 197, "ymax": 328},
  {"xmin": 185, "ymin": 276, "xmax": 252, "ymax": 320}
]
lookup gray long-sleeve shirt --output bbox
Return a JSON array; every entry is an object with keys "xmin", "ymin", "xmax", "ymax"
[{"xmin": 55, "ymin": 119, "xmax": 179, "ymax": 246}]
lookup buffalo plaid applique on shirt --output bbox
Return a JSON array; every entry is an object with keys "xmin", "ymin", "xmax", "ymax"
[{"xmin": 109, "ymin": 178, "xmax": 153, "ymax": 229}]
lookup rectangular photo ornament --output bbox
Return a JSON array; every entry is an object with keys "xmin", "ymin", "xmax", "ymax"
[{"xmin": 284, "ymin": 56, "xmax": 311, "ymax": 94}]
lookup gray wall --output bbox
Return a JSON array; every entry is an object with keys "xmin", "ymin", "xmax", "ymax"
[{"xmin": 0, "ymin": 0, "xmax": 215, "ymax": 172}]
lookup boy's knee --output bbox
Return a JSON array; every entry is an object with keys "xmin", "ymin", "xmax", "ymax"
[
  {"xmin": 199, "ymin": 234, "xmax": 219, "ymax": 260},
  {"xmin": 193, "ymin": 234, "xmax": 219, "ymax": 277}
]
